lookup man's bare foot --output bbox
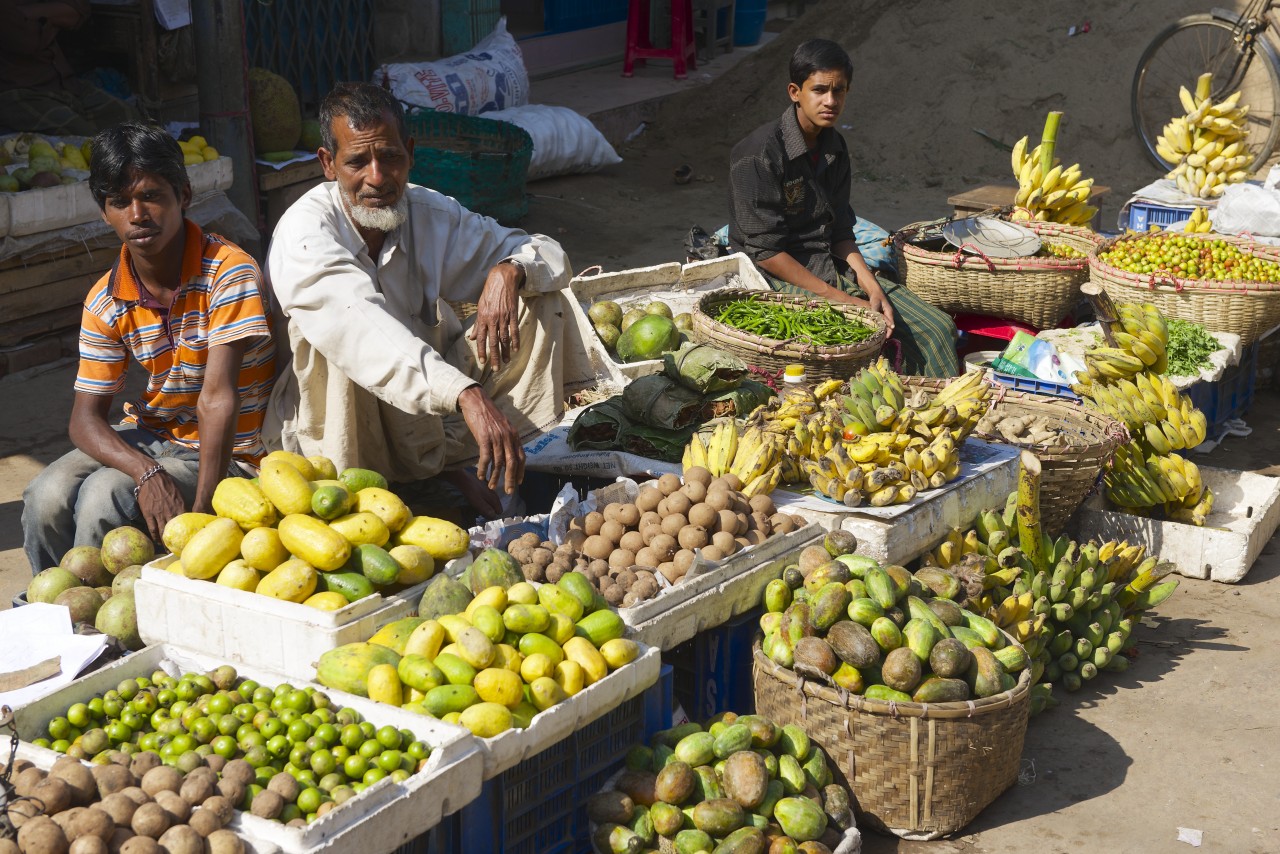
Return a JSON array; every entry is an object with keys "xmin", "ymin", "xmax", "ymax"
[{"xmin": 443, "ymin": 469, "xmax": 503, "ymax": 519}]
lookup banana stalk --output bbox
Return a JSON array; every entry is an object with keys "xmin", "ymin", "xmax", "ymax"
[
  {"xmin": 1016, "ymin": 451, "xmax": 1048, "ymax": 574},
  {"xmin": 1039, "ymin": 111, "xmax": 1062, "ymax": 176}
]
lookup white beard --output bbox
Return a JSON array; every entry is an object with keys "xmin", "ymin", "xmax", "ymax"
[{"xmin": 343, "ymin": 188, "xmax": 409, "ymax": 232}]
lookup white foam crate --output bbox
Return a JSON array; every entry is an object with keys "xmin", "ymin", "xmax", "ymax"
[
  {"xmin": 623, "ymin": 523, "xmax": 823, "ymax": 649},
  {"xmin": 1071, "ymin": 465, "xmax": 1280, "ymax": 583},
  {"xmin": 0, "ymin": 156, "xmax": 233, "ymax": 238},
  {"xmin": 10, "ymin": 643, "xmax": 484, "ymax": 854},
  {"xmin": 570, "ymin": 252, "xmax": 772, "ymax": 379},
  {"xmin": 775, "ymin": 439, "xmax": 1021, "ymax": 567},
  {"xmin": 134, "ymin": 556, "xmax": 440, "ymax": 680}
]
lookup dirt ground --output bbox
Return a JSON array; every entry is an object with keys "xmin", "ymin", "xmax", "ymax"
[{"xmin": 3, "ymin": 0, "xmax": 1280, "ymax": 850}]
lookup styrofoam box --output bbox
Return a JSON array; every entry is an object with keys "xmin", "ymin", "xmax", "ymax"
[
  {"xmin": 134, "ymin": 556, "xmax": 442, "ymax": 679},
  {"xmin": 1072, "ymin": 466, "xmax": 1280, "ymax": 583},
  {"xmin": 570, "ymin": 252, "xmax": 772, "ymax": 379},
  {"xmin": 0, "ymin": 157, "xmax": 233, "ymax": 238},
  {"xmin": 473, "ymin": 641, "xmax": 662, "ymax": 779},
  {"xmin": 11, "ymin": 644, "xmax": 484, "ymax": 854},
  {"xmin": 778, "ymin": 441, "xmax": 1021, "ymax": 567},
  {"xmin": 624, "ymin": 523, "xmax": 824, "ymax": 650}
]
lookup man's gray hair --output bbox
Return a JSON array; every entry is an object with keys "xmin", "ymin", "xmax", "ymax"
[{"xmin": 319, "ymin": 83, "xmax": 408, "ymax": 153}]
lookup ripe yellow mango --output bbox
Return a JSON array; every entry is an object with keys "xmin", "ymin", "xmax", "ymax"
[
  {"xmin": 474, "ymin": 668, "xmax": 523, "ymax": 708},
  {"xmin": 563, "ymin": 637, "xmax": 608, "ymax": 686},
  {"xmin": 240, "ymin": 527, "xmax": 289, "ymax": 572},
  {"xmin": 304, "ymin": 591, "xmax": 351, "ymax": 611},
  {"xmin": 388, "ymin": 545, "xmax": 434, "ymax": 585},
  {"xmin": 328, "ymin": 512, "xmax": 390, "ymax": 547},
  {"xmin": 403, "ymin": 620, "xmax": 446, "ymax": 660},
  {"xmin": 354, "ymin": 487, "xmax": 411, "ymax": 533},
  {"xmin": 367, "ymin": 663, "xmax": 402, "ymax": 706},
  {"xmin": 215, "ymin": 559, "xmax": 261, "ymax": 592},
  {"xmin": 256, "ymin": 558, "xmax": 318, "ymax": 603}
]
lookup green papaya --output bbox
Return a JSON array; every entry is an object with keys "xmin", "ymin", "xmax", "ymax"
[
  {"xmin": 846, "ymin": 597, "xmax": 884, "ymax": 627},
  {"xmin": 773, "ymin": 796, "xmax": 828, "ymax": 843},
  {"xmin": 968, "ymin": 646, "xmax": 1005, "ymax": 699},
  {"xmin": 315, "ymin": 642, "xmax": 400, "ymax": 697},
  {"xmin": 903, "ymin": 617, "xmax": 943, "ymax": 664},
  {"xmin": 864, "ymin": 566, "xmax": 898, "ymax": 609},
  {"xmin": 906, "ymin": 595, "xmax": 951, "ymax": 637},
  {"xmin": 912, "ymin": 676, "xmax": 970, "ymax": 703},
  {"xmin": 807, "ymin": 582, "xmax": 851, "ymax": 633},
  {"xmin": 674, "ymin": 731, "xmax": 716, "ymax": 766},
  {"xmin": 764, "ymin": 578, "xmax": 792, "ymax": 612},
  {"xmin": 713, "ymin": 723, "xmax": 753, "ymax": 759},
  {"xmin": 834, "ymin": 553, "xmax": 879, "ymax": 578},
  {"xmin": 869, "ymin": 616, "xmax": 903, "ymax": 653},
  {"xmin": 864, "ymin": 684, "xmax": 913, "ymax": 703},
  {"xmin": 777, "ymin": 724, "xmax": 810, "ymax": 760}
]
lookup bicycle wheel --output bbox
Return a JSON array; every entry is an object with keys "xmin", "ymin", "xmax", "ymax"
[{"xmin": 1132, "ymin": 13, "xmax": 1280, "ymax": 172}]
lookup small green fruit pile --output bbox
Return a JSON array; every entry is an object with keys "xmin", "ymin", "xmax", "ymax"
[
  {"xmin": 589, "ymin": 713, "xmax": 851, "ymax": 853},
  {"xmin": 32, "ymin": 665, "xmax": 431, "ymax": 825},
  {"xmin": 1099, "ymin": 234, "xmax": 1280, "ymax": 282}
]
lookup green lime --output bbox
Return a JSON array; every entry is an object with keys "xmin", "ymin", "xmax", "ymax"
[
  {"xmin": 289, "ymin": 744, "xmax": 313, "ymax": 769},
  {"xmin": 238, "ymin": 730, "xmax": 266, "ymax": 751},
  {"xmin": 357, "ymin": 739, "xmax": 383, "ymax": 760},
  {"xmin": 375, "ymin": 750, "xmax": 401, "ymax": 773},
  {"xmin": 67, "ymin": 703, "xmax": 91, "ymax": 728},
  {"xmin": 266, "ymin": 735, "xmax": 291, "ymax": 759},
  {"xmin": 358, "ymin": 722, "xmax": 376, "ymax": 740},
  {"xmin": 362, "ymin": 767, "xmax": 387, "ymax": 785},
  {"xmin": 406, "ymin": 741, "xmax": 429, "ymax": 762},
  {"xmin": 217, "ymin": 715, "xmax": 241, "ymax": 737},
  {"xmin": 87, "ymin": 698, "xmax": 106, "ymax": 719},
  {"xmin": 317, "ymin": 772, "xmax": 344, "ymax": 793},
  {"xmin": 207, "ymin": 694, "xmax": 233, "ymax": 716},
  {"xmin": 339, "ymin": 725, "xmax": 364, "ymax": 751},
  {"xmin": 390, "ymin": 769, "xmax": 411, "ymax": 783},
  {"xmin": 287, "ymin": 720, "xmax": 313, "ymax": 743},
  {"xmin": 310, "ymin": 749, "xmax": 336, "ymax": 777},
  {"xmin": 342, "ymin": 754, "xmax": 368, "ymax": 780},
  {"xmin": 330, "ymin": 745, "xmax": 351, "ymax": 763},
  {"xmin": 211, "ymin": 735, "xmax": 238, "ymax": 759},
  {"xmin": 375, "ymin": 726, "xmax": 402, "ymax": 750},
  {"xmin": 47, "ymin": 717, "xmax": 71, "ymax": 740}
]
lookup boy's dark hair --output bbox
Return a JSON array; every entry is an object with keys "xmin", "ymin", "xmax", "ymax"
[
  {"xmin": 319, "ymin": 83, "xmax": 408, "ymax": 153},
  {"xmin": 789, "ymin": 39, "xmax": 853, "ymax": 87},
  {"xmin": 88, "ymin": 123, "xmax": 190, "ymax": 210}
]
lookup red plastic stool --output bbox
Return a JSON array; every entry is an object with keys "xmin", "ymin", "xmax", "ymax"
[{"xmin": 623, "ymin": 0, "xmax": 697, "ymax": 79}]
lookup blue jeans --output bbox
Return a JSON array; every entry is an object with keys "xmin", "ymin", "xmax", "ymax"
[{"xmin": 21, "ymin": 424, "xmax": 245, "ymax": 575}]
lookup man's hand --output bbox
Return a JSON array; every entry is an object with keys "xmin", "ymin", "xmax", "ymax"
[
  {"xmin": 457, "ymin": 385, "xmax": 525, "ymax": 496},
  {"xmin": 136, "ymin": 469, "xmax": 186, "ymax": 543},
  {"xmin": 468, "ymin": 262, "xmax": 522, "ymax": 369},
  {"xmin": 862, "ymin": 280, "xmax": 896, "ymax": 335}
]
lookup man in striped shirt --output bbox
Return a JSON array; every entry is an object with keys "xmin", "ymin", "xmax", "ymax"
[{"xmin": 21, "ymin": 123, "xmax": 275, "ymax": 574}]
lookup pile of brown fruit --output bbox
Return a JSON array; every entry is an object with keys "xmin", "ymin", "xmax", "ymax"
[{"xmin": 503, "ymin": 467, "xmax": 806, "ymax": 609}]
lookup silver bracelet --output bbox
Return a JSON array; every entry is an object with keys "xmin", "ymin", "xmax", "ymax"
[{"xmin": 132, "ymin": 463, "xmax": 165, "ymax": 499}]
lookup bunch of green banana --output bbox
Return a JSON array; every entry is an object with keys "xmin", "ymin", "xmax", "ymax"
[
  {"xmin": 1156, "ymin": 72, "xmax": 1252, "ymax": 199},
  {"xmin": 841, "ymin": 360, "xmax": 992, "ymax": 443},
  {"xmin": 682, "ymin": 419, "xmax": 784, "ymax": 497},
  {"xmin": 1010, "ymin": 134, "xmax": 1098, "ymax": 226},
  {"xmin": 955, "ymin": 488, "xmax": 1180, "ymax": 701},
  {"xmin": 1072, "ymin": 301, "xmax": 1214, "ymax": 524}
]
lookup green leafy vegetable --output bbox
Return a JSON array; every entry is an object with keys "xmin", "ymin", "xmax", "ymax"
[
  {"xmin": 714, "ymin": 297, "xmax": 876, "ymax": 346},
  {"xmin": 1164, "ymin": 319, "xmax": 1222, "ymax": 376}
]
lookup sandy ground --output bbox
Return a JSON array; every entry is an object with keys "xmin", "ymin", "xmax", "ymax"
[{"xmin": 3, "ymin": 1, "xmax": 1280, "ymax": 849}]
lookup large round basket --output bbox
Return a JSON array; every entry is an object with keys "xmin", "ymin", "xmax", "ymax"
[
  {"xmin": 690, "ymin": 289, "xmax": 887, "ymax": 379},
  {"xmin": 405, "ymin": 111, "xmax": 533, "ymax": 223},
  {"xmin": 893, "ymin": 220, "xmax": 1101, "ymax": 329},
  {"xmin": 1088, "ymin": 232, "xmax": 1280, "ymax": 345},
  {"xmin": 752, "ymin": 640, "xmax": 1031, "ymax": 839},
  {"xmin": 904, "ymin": 377, "xmax": 1126, "ymax": 535}
]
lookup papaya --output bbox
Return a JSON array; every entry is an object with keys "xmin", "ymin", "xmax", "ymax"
[
  {"xmin": 947, "ymin": 625, "xmax": 988, "ymax": 650},
  {"xmin": 995, "ymin": 644, "xmax": 1028, "ymax": 672},
  {"xmin": 529, "ymin": 675, "xmax": 569, "ymax": 711},
  {"xmin": 538, "ymin": 583, "xmax": 585, "ymax": 622},
  {"xmin": 834, "ymin": 553, "xmax": 879, "ymax": 578},
  {"xmin": 518, "ymin": 632, "xmax": 565, "ymax": 667},
  {"xmin": 967, "ymin": 646, "xmax": 1005, "ymax": 698},
  {"xmin": 315, "ymin": 642, "xmax": 400, "ymax": 697},
  {"xmin": 263, "ymin": 450, "xmax": 318, "ymax": 480},
  {"xmin": 278, "ymin": 513, "xmax": 350, "ymax": 571},
  {"xmin": 417, "ymin": 574, "xmax": 473, "ymax": 619},
  {"xmin": 802, "ymin": 562, "xmax": 850, "ymax": 593},
  {"xmin": 806, "ymin": 582, "xmax": 850, "ymax": 633},
  {"xmin": 773, "ymin": 797, "xmax": 827, "ymax": 842},
  {"xmin": 961, "ymin": 610, "xmax": 1003, "ymax": 648},
  {"xmin": 844, "ymin": 578, "xmax": 868, "ymax": 600},
  {"xmin": 845, "ymin": 597, "xmax": 884, "ymax": 627},
  {"xmin": 692, "ymin": 765, "xmax": 725, "ymax": 801},
  {"xmin": 388, "ymin": 544, "xmax": 434, "ymax": 585},
  {"xmin": 395, "ymin": 515, "xmax": 469, "ymax": 561},
  {"xmin": 755, "ymin": 779, "xmax": 785, "ymax": 819},
  {"xmin": 830, "ymin": 662, "xmax": 864, "ymax": 693},
  {"xmin": 468, "ymin": 604, "xmax": 506, "ymax": 643},
  {"xmin": 649, "ymin": 801, "xmax": 684, "ymax": 838},
  {"xmin": 777, "ymin": 724, "xmax": 810, "ymax": 760},
  {"xmin": 913, "ymin": 566, "xmax": 961, "ymax": 600},
  {"xmin": 864, "ymin": 684, "xmax": 912, "ymax": 703},
  {"xmin": 801, "ymin": 746, "xmax": 830, "ymax": 789},
  {"xmin": 675, "ymin": 830, "xmax": 715, "ymax": 854},
  {"xmin": 588, "ymin": 791, "xmax": 636, "ymax": 826},
  {"xmin": 906, "ymin": 595, "xmax": 951, "ymax": 638},
  {"xmin": 927, "ymin": 597, "xmax": 966, "ymax": 627},
  {"xmin": 181, "ymin": 516, "xmax": 244, "ymax": 580},
  {"xmin": 367, "ymin": 617, "xmax": 426, "ymax": 655},
  {"xmin": 600, "ymin": 638, "xmax": 640, "ymax": 669},
  {"xmin": 880, "ymin": 647, "xmax": 922, "ymax": 693},
  {"xmin": 913, "ymin": 676, "xmax": 970, "ymax": 703},
  {"xmin": 777, "ymin": 754, "xmax": 805, "ymax": 795},
  {"xmin": 692, "ymin": 799, "xmax": 745, "ymax": 837},
  {"xmin": 654, "ymin": 761, "xmax": 696, "ymax": 805},
  {"xmin": 473, "ymin": 668, "xmax": 524, "ymax": 708},
  {"xmin": 564, "ymin": 636, "xmax": 609, "ymax": 684},
  {"xmin": 674, "ymin": 731, "xmax": 716, "ymax": 766},
  {"xmin": 615, "ymin": 770, "xmax": 659, "ymax": 807},
  {"xmin": 721, "ymin": 750, "xmax": 768, "ymax": 809},
  {"xmin": 825, "ymin": 620, "xmax": 880, "ymax": 669},
  {"xmin": 902, "ymin": 618, "xmax": 943, "ymax": 664},
  {"xmin": 433, "ymin": 652, "xmax": 478, "ymax": 686},
  {"xmin": 929, "ymin": 637, "xmax": 973, "ymax": 678}
]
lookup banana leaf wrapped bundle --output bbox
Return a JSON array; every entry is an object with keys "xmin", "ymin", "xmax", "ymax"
[
  {"xmin": 663, "ymin": 342, "xmax": 748, "ymax": 393},
  {"xmin": 619, "ymin": 423, "xmax": 696, "ymax": 462},
  {"xmin": 567, "ymin": 398, "xmax": 632, "ymax": 451},
  {"xmin": 698, "ymin": 378, "xmax": 775, "ymax": 421},
  {"xmin": 622, "ymin": 374, "xmax": 703, "ymax": 429}
]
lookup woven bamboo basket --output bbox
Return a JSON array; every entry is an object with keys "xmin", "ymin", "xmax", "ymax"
[
  {"xmin": 893, "ymin": 220, "xmax": 1101, "ymax": 329},
  {"xmin": 903, "ymin": 377, "xmax": 1126, "ymax": 535},
  {"xmin": 1088, "ymin": 232, "xmax": 1280, "ymax": 345},
  {"xmin": 752, "ymin": 639, "xmax": 1031, "ymax": 839},
  {"xmin": 690, "ymin": 289, "xmax": 886, "ymax": 379}
]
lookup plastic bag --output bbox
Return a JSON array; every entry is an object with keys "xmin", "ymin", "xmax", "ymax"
[
  {"xmin": 479, "ymin": 104, "xmax": 620, "ymax": 180},
  {"xmin": 663, "ymin": 342, "xmax": 747, "ymax": 393},
  {"xmin": 1211, "ymin": 179, "xmax": 1280, "ymax": 241},
  {"xmin": 377, "ymin": 18, "xmax": 529, "ymax": 115}
]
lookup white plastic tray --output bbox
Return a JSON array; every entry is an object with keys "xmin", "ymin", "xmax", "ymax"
[
  {"xmin": 134, "ymin": 557, "xmax": 436, "ymax": 680},
  {"xmin": 0, "ymin": 156, "xmax": 232, "ymax": 238},
  {"xmin": 1072, "ymin": 465, "xmax": 1280, "ymax": 583},
  {"xmin": 10, "ymin": 644, "xmax": 484, "ymax": 854},
  {"xmin": 570, "ymin": 253, "xmax": 772, "ymax": 379}
]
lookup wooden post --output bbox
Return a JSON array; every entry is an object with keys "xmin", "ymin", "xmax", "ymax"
[
  {"xmin": 192, "ymin": 0, "xmax": 261, "ymax": 238},
  {"xmin": 1081, "ymin": 283, "xmax": 1120, "ymax": 347}
]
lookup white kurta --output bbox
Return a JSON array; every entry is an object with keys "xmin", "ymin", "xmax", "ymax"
[{"xmin": 264, "ymin": 181, "xmax": 604, "ymax": 479}]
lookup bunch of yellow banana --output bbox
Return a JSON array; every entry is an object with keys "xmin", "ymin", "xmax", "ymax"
[
  {"xmin": 1184, "ymin": 206, "xmax": 1213, "ymax": 233},
  {"xmin": 1156, "ymin": 73, "xmax": 1251, "ymax": 199},
  {"xmin": 1071, "ymin": 302, "xmax": 1213, "ymax": 525},
  {"xmin": 924, "ymin": 527, "xmax": 981, "ymax": 569},
  {"xmin": 1009, "ymin": 135, "xmax": 1098, "ymax": 226},
  {"xmin": 682, "ymin": 419, "xmax": 784, "ymax": 496}
]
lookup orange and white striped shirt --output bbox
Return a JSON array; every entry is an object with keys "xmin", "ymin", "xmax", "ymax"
[{"xmin": 75, "ymin": 220, "xmax": 276, "ymax": 462}]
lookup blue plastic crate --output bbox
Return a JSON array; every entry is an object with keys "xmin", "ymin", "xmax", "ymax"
[
  {"xmin": 454, "ymin": 666, "xmax": 673, "ymax": 854},
  {"xmin": 667, "ymin": 608, "xmax": 761, "ymax": 721},
  {"xmin": 1126, "ymin": 201, "xmax": 1198, "ymax": 232},
  {"xmin": 989, "ymin": 371, "xmax": 1080, "ymax": 400},
  {"xmin": 1183, "ymin": 342, "xmax": 1258, "ymax": 433}
]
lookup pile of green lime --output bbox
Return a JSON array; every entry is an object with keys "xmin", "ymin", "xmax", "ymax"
[{"xmin": 33, "ymin": 665, "xmax": 431, "ymax": 824}]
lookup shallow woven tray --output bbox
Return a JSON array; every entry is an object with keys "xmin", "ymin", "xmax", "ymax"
[
  {"xmin": 752, "ymin": 639, "xmax": 1031, "ymax": 839},
  {"xmin": 1089, "ymin": 232, "xmax": 1280, "ymax": 345},
  {"xmin": 691, "ymin": 288, "xmax": 886, "ymax": 380},
  {"xmin": 893, "ymin": 220, "xmax": 1101, "ymax": 329},
  {"xmin": 904, "ymin": 377, "xmax": 1126, "ymax": 535}
]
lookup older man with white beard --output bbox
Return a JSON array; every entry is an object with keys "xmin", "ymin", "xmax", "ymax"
[{"xmin": 264, "ymin": 83, "xmax": 600, "ymax": 518}]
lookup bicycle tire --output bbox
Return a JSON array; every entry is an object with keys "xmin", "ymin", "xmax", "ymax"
[{"xmin": 1131, "ymin": 13, "xmax": 1280, "ymax": 173}]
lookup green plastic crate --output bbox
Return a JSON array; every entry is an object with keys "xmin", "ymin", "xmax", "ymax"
[{"xmin": 406, "ymin": 111, "xmax": 532, "ymax": 223}]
